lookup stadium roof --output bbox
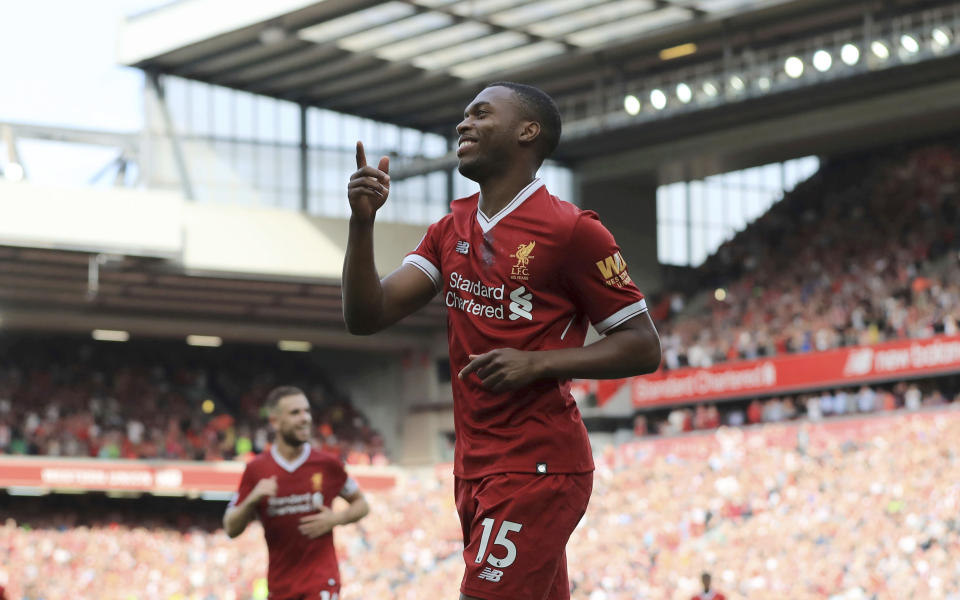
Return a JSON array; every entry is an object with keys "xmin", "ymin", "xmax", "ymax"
[
  {"xmin": 120, "ymin": 0, "xmax": 823, "ymax": 132},
  {"xmin": 0, "ymin": 244, "xmax": 443, "ymax": 351},
  {"xmin": 120, "ymin": 0, "xmax": 960, "ymax": 176}
]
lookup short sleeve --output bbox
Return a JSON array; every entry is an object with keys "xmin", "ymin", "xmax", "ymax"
[
  {"xmin": 325, "ymin": 459, "xmax": 357, "ymax": 498},
  {"xmin": 227, "ymin": 463, "xmax": 257, "ymax": 509},
  {"xmin": 339, "ymin": 476, "xmax": 360, "ymax": 498},
  {"xmin": 402, "ymin": 220, "xmax": 444, "ymax": 292},
  {"xmin": 563, "ymin": 212, "xmax": 647, "ymax": 335}
]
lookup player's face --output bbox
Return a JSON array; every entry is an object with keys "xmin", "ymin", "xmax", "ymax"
[
  {"xmin": 456, "ymin": 86, "xmax": 525, "ymax": 182},
  {"xmin": 271, "ymin": 393, "xmax": 312, "ymax": 447}
]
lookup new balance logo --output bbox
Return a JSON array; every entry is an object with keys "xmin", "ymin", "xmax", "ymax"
[
  {"xmin": 843, "ymin": 348, "xmax": 874, "ymax": 377},
  {"xmin": 455, "ymin": 240, "xmax": 470, "ymax": 254},
  {"xmin": 478, "ymin": 567, "xmax": 504, "ymax": 582},
  {"xmin": 508, "ymin": 286, "xmax": 533, "ymax": 321}
]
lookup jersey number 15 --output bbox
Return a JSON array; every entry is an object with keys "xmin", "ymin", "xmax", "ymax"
[{"xmin": 474, "ymin": 518, "xmax": 523, "ymax": 568}]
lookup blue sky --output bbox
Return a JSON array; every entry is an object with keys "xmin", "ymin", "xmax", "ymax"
[{"xmin": 1, "ymin": 0, "xmax": 161, "ymax": 183}]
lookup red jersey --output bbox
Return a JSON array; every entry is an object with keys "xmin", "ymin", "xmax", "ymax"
[
  {"xmin": 691, "ymin": 592, "xmax": 726, "ymax": 600},
  {"xmin": 405, "ymin": 179, "xmax": 647, "ymax": 478},
  {"xmin": 229, "ymin": 444, "xmax": 357, "ymax": 599}
]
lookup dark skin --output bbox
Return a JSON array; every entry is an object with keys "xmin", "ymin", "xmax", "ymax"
[
  {"xmin": 343, "ymin": 86, "xmax": 661, "ymax": 599},
  {"xmin": 344, "ymin": 84, "xmax": 660, "ymax": 381}
]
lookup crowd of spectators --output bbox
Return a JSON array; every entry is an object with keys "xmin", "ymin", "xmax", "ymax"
[
  {"xmin": 3, "ymin": 142, "xmax": 959, "ymax": 466},
  {"xmin": 637, "ymin": 376, "xmax": 960, "ymax": 436},
  {"xmin": 654, "ymin": 143, "xmax": 960, "ymax": 370},
  {"xmin": 4, "ymin": 404, "xmax": 960, "ymax": 599},
  {"xmin": 0, "ymin": 337, "xmax": 387, "ymax": 464}
]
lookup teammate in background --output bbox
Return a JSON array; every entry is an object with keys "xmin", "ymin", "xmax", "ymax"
[
  {"xmin": 224, "ymin": 386, "xmax": 369, "ymax": 600},
  {"xmin": 342, "ymin": 82, "xmax": 660, "ymax": 600},
  {"xmin": 691, "ymin": 572, "xmax": 726, "ymax": 600}
]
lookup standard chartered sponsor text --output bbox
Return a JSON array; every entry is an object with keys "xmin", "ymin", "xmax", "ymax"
[
  {"xmin": 634, "ymin": 362, "xmax": 777, "ymax": 401},
  {"xmin": 267, "ymin": 493, "xmax": 315, "ymax": 516},
  {"xmin": 446, "ymin": 271, "xmax": 506, "ymax": 319},
  {"xmin": 41, "ymin": 468, "xmax": 154, "ymax": 487}
]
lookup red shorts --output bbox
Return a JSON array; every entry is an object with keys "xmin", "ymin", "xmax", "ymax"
[
  {"xmin": 278, "ymin": 588, "xmax": 338, "ymax": 600},
  {"xmin": 274, "ymin": 580, "xmax": 339, "ymax": 600},
  {"xmin": 456, "ymin": 471, "xmax": 593, "ymax": 600}
]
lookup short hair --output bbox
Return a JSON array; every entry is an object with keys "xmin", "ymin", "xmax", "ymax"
[
  {"xmin": 486, "ymin": 81, "xmax": 561, "ymax": 162},
  {"xmin": 265, "ymin": 385, "xmax": 305, "ymax": 412}
]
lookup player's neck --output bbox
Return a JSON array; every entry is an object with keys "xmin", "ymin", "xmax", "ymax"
[
  {"xmin": 477, "ymin": 168, "xmax": 538, "ymax": 218},
  {"xmin": 274, "ymin": 438, "xmax": 305, "ymax": 462}
]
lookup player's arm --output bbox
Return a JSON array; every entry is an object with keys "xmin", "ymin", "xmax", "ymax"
[
  {"xmin": 223, "ymin": 476, "xmax": 276, "ymax": 538},
  {"xmin": 459, "ymin": 312, "xmax": 660, "ymax": 393},
  {"xmin": 298, "ymin": 488, "xmax": 370, "ymax": 539},
  {"xmin": 460, "ymin": 213, "xmax": 661, "ymax": 392},
  {"xmin": 343, "ymin": 141, "xmax": 438, "ymax": 335},
  {"xmin": 335, "ymin": 488, "xmax": 370, "ymax": 525}
]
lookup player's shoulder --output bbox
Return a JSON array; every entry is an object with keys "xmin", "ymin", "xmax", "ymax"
[
  {"xmin": 539, "ymin": 189, "xmax": 600, "ymax": 227},
  {"xmin": 566, "ymin": 203, "xmax": 612, "ymax": 240},
  {"xmin": 249, "ymin": 449, "xmax": 281, "ymax": 467},
  {"xmin": 242, "ymin": 450, "xmax": 276, "ymax": 475},
  {"xmin": 307, "ymin": 446, "xmax": 345, "ymax": 467},
  {"xmin": 423, "ymin": 197, "xmax": 471, "ymax": 234},
  {"xmin": 449, "ymin": 192, "xmax": 479, "ymax": 217}
]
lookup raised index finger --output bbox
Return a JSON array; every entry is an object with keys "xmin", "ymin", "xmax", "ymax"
[{"xmin": 356, "ymin": 141, "xmax": 367, "ymax": 169}]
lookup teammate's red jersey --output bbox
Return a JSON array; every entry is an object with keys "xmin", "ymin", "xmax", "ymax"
[
  {"xmin": 405, "ymin": 179, "xmax": 647, "ymax": 477},
  {"xmin": 691, "ymin": 592, "xmax": 726, "ymax": 600},
  {"xmin": 230, "ymin": 444, "xmax": 357, "ymax": 599}
]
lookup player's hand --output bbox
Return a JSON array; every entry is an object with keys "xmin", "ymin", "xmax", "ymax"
[
  {"xmin": 298, "ymin": 506, "xmax": 340, "ymax": 539},
  {"xmin": 250, "ymin": 476, "xmax": 278, "ymax": 502},
  {"xmin": 347, "ymin": 141, "xmax": 390, "ymax": 224},
  {"xmin": 458, "ymin": 349, "xmax": 545, "ymax": 392}
]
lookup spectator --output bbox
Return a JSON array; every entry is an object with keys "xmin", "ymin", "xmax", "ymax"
[
  {"xmin": 657, "ymin": 144, "xmax": 960, "ymax": 371},
  {"xmin": 856, "ymin": 386, "xmax": 877, "ymax": 413},
  {"xmin": 0, "ymin": 337, "xmax": 389, "ymax": 465},
  {"xmin": 905, "ymin": 384, "xmax": 923, "ymax": 410},
  {"xmin": 6, "ymin": 404, "xmax": 960, "ymax": 599}
]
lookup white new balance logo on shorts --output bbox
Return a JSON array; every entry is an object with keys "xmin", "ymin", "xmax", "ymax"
[{"xmin": 478, "ymin": 567, "xmax": 504, "ymax": 582}]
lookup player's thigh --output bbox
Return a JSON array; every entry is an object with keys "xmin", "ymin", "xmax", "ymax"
[{"xmin": 459, "ymin": 472, "xmax": 592, "ymax": 600}]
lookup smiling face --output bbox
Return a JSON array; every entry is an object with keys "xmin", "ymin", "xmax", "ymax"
[
  {"xmin": 269, "ymin": 393, "xmax": 312, "ymax": 447},
  {"xmin": 456, "ymin": 85, "xmax": 534, "ymax": 183}
]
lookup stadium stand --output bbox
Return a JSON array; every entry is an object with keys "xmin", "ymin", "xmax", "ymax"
[
  {"xmin": 5, "ymin": 405, "xmax": 960, "ymax": 600},
  {"xmin": 657, "ymin": 142, "xmax": 960, "ymax": 370},
  {"xmin": 0, "ymin": 335, "xmax": 387, "ymax": 464},
  {"xmin": 5, "ymin": 1, "xmax": 960, "ymax": 598},
  {"xmin": 6, "ymin": 140, "xmax": 957, "ymax": 462},
  {"xmin": 638, "ymin": 375, "xmax": 960, "ymax": 436}
]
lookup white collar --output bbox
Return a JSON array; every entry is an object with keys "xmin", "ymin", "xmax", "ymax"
[
  {"xmin": 270, "ymin": 443, "xmax": 311, "ymax": 473},
  {"xmin": 476, "ymin": 178, "xmax": 544, "ymax": 233}
]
